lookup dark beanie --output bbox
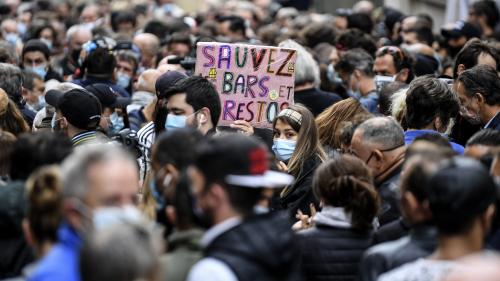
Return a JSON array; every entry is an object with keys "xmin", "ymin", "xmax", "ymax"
[{"xmin": 22, "ymin": 39, "xmax": 50, "ymax": 60}]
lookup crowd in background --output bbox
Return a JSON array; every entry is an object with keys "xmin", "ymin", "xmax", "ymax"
[{"xmin": 0, "ymin": 0, "xmax": 500, "ymax": 280}]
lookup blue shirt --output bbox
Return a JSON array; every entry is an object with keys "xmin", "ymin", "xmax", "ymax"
[
  {"xmin": 29, "ymin": 223, "xmax": 82, "ymax": 281},
  {"xmin": 404, "ymin": 130, "xmax": 464, "ymax": 154},
  {"xmin": 351, "ymin": 90, "xmax": 379, "ymax": 114}
]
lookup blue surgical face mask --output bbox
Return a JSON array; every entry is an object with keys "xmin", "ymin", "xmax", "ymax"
[
  {"xmin": 272, "ymin": 139, "xmax": 296, "ymax": 161},
  {"xmin": 327, "ymin": 63, "xmax": 343, "ymax": 84},
  {"xmin": 116, "ymin": 72, "xmax": 131, "ymax": 89},
  {"xmin": 17, "ymin": 23, "xmax": 27, "ymax": 36},
  {"xmin": 165, "ymin": 114, "xmax": 187, "ymax": 130},
  {"xmin": 108, "ymin": 111, "xmax": 125, "ymax": 135},
  {"xmin": 26, "ymin": 64, "xmax": 47, "ymax": 79},
  {"xmin": 4, "ymin": 32, "xmax": 19, "ymax": 46},
  {"xmin": 30, "ymin": 95, "xmax": 46, "ymax": 112},
  {"xmin": 40, "ymin": 38, "xmax": 53, "ymax": 51}
]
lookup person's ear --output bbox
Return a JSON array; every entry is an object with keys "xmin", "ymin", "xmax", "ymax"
[
  {"xmin": 60, "ymin": 117, "xmax": 69, "ymax": 129},
  {"xmin": 434, "ymin": 116, "xmax": 444, "ymax": 133},
  {"xmin": 198, "ymin": 107, "xmax": 210, "ymax": 125},
  {"xmin": 21, "ymin": 86, "xmax": 29, "ymax": 98},
  {"xmin": 372, "ymin": 149, "xmax": 385, "ymax": 169},
  {"xmin": 62, "ymin": 199, "xmax": 84, "ymax": 231},
  {"xmin": 353, "ymin": 69, "xmax": 362, "ymax": 79},
  {"xmin": 207, "ymin": 183, "xmax": 226, "ymax": 207},
  {"xmin": 22, "ymin": 219, "xmax": 35, "ymax": 247},
  {"xmin": 457, "ymin": 64, "xmax": 466, "ymax": 76},
  {"xmin": 399, "ymin": 68, "xmax": 409, "ymax": 82},
  {"xmin": 481, "ymin": 204, "xmax": 496, "ymax": 234},
  {"xmin": 166, "ymin": 206, "xmax": 177, "ymax": 226},
  {"xmin": 475, "ymin": 92, "xmax": 485, "ymax": 105}
]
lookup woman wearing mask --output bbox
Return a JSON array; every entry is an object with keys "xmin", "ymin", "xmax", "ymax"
[
  {"xmin": 272, "ymin": 104, "xmax": 327, "ymax": 222},
  {"xmin": 297, "ymin": 155, "xmax": 380, "ymax": 281}
]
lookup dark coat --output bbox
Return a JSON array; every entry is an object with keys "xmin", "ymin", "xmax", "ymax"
[
  {"xmin": 372, "ymin": 218, "xmax": 410, "ymax": 245},
  {"xmin": 0, "ymin": 180, "xmax": 34, "ymax": 278},
  {"xmin": 280, "ymin": 155, "xmax": 322, "ymax": 223},
  {"xmin": 294, "ymin": 88, "xmax": 342, "ymax": 117},
  {"xmin": 376, "ymin": 166, "xmax": 402, "ymax": 226},
  {"xmin": 485, "ymin": 112, "xmax": 500, "ymax": 131},
  {"xmin": 359, "ymin": 224, "xmax": 437, "ymax": 281},
  {"xmin": 205, "ymin": 212, "xmax": 302, "ymax": 281},
  {"xmin": 298, "ymin": 225, "xmax": 373, "ymax": 281}
]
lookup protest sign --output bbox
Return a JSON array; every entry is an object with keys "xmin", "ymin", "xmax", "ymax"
[{"xmin": 195, "ymin": 42, "xmax": 297, "ymax": 128}]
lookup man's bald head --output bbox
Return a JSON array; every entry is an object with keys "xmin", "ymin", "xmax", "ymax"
[
  {"xmin": 133, "ymin": 33, "xmax": 160, "ymax": 69},
  {"xmin": 354, "ymin": 117, "xmax": 405, "ymax": 148},
  {"xmin": 137, "ymin": 69, "xmax": 161, "ymax": 93}
]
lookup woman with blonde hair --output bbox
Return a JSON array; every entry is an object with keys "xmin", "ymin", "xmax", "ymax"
[
  {"xmin": 0, "ymin": 88, "xmax": 30, "ymax": 136},
  {"xmin": 316, "ymin": 98, "xmax": 372, "ymax": 154},
  {"xmin": 272, "ymin": 104, "xmax": 327, "ymax": 221}
]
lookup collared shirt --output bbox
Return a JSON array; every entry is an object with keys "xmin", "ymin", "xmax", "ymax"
[
  {"xmin": 188, "ymin": 217, "xmax": 243, "ymax": 281},
  {"xmin": 484, "ymin": 112, "xmax": 500, "ymax": 130},
  {"xmin": 71, "ymin": 131, "xmax": 98, "ymax": 146}
]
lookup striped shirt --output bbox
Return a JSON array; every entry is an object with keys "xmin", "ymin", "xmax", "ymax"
[
  {"xmin": 137, "ymin": 121, "xmax": 156, "ymax": 182},
  {"xmin": 71, "ymin": 131, "xmax": 98, "ymax": 146}
]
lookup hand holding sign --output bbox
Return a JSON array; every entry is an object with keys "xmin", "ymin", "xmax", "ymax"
[{"xmin": 195, "ymin": 42, "xmax": 297, "ymax": 128}]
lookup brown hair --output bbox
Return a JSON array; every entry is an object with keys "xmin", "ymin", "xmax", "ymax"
[
  {"xmin": 0, "ymin": 89, "xmax": 29, "ymax": 136},
  {"xmin": 0, "ymin": 130, "xmax": 16, "ymax": 176},
  {"xmin": 316, "ymin": 98, "xmax": 372, "ymax": 149},
  {"xmin": 273, "ymin": 104, "xmax": 327, "ymax": 177},
  {"xmin": 25, "ymin": 166, "xmax": 63, "ymax": 246},
  {"xmin": 312, "ymin": 155, "xmax": 380, "ymax": 230}
]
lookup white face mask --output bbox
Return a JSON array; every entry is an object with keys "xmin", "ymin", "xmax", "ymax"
[{"xmin": 92, "ymin": 205, "xmax": 143, "ymax": 230}]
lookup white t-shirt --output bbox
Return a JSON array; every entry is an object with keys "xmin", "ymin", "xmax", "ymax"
[{"xmin": 378, "ymin": 259, "xmax": 456, "ymax": 281}]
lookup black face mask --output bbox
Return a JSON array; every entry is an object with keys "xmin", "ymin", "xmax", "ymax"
[
  {"xmin": 176, "ymin": 170, "xmax": 213, "ymax": 229},
  {"xmin": 448, "ymin": 45, "xmax": 463, "ymax": 58},
  {"xmin": 71, "ymin": 48, "xmax": 82, "ymax": 63}
]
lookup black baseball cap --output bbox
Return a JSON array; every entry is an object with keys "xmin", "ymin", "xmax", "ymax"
[
  {"xmin": 85, "ymin": 83, "xmax": 131, "ymax": 109},
  {"xmin": 441, "ymin": 21, "xmax": 481, "ymax": 40},
  {"xmin": 155, "ymin": 70, "xmax": 187, "ymax": 97},
  {"xmin": 427, "ymin": 157, "xmax": 496, "ymax": 222},
  {"xmin": 194, "ymin": 134, "xmax": 293, "ymax": 188},
  {"xmin": 46, "ymin": 88, "xmax": 102, "ymax": 130}
]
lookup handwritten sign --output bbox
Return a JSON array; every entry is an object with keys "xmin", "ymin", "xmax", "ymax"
[{"xmin": 195, "ymin": 42, "xmax": 297, "ymax": 128}]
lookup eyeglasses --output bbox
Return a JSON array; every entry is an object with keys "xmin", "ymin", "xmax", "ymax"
[
  {"xmin": 376, "ymin": 46, "xmax": 404, "ymax": 61},
  {"xmin": 362, "ymin": 144, "xmax": 405, "ymax": 164}
]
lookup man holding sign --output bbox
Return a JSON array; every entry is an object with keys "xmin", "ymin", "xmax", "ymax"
[{"xmin": 195, "ymin": 41, "xmax": 297, "ymax": 129}]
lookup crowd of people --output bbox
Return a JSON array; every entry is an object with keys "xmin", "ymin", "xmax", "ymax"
[{"xmin": 0, "ymin": 0, "xmax": 500, "ymax": 280}]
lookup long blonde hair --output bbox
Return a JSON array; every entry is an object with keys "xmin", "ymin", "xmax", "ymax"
[
  {"xmin": 273, "ymin": 104, "xmax": 327, "ymax": 177},
  {"xmin": 316, "ymin": 98, "xmax": 372, "ymax": 149}
]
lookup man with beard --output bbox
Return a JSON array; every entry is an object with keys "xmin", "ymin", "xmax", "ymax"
[
  {"xmin": 187, "ymin": 134, "xmax": 300, "ymax": 281},
  {"xmin": 456, "ymin": 65, "xmax": 500, "ymax": 131}
]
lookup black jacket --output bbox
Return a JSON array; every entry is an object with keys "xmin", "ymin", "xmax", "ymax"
[
  {"xmin": 358, "ymin": 224, "xmax": 437, "ymax": 281},
  {"xmin": 376, "ymin": 166, "xmax": 402, "ymax": 226},
  {"xmin": 372, "ymin": 218, "xmax": 410, "ymax": 245},
  {"xmin": 485, "ymin": 112, "xmax": 500, "ymax": 131},
  {"xmin": 280, "ymin": 155, "xmax": 322, "ymax": 223},
  {"xmin": 45, "ymin": 67, "xmax": 63, "ymax": 82},
  {"xmin": 298, "ymin": 225, "xmax": 373, "ymax": 281},
  {"xmin": 205, "ymin": 212, "xmax": 302, "ymax": 281},
  {"xmin": 294, "ymin": 88, "xmax": 341, "ymax": 117},
  {"xmin": 0, "ymin": 180, "xmax": 34, "ymax": 278}
]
